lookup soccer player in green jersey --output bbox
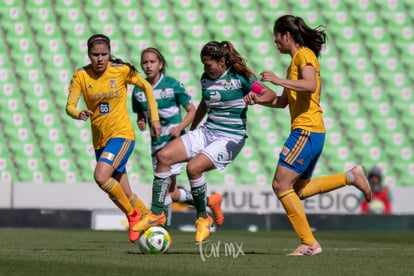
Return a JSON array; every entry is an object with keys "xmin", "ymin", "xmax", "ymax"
[
  {"xmin": 132, "ymin": 47, "xmax": 224, "ymax": 230},
  {"xmin": 133, "ymin": 41, "xmax": 276, "ymax": 243}
]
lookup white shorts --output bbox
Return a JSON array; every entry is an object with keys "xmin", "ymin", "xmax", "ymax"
[
  {"xmin": 152, "ymin": 157, "xmax": 184, "ymax": 175},
  {"xmin": 181, "ymin": 126, "xmax": 246, "ymax": 171}
]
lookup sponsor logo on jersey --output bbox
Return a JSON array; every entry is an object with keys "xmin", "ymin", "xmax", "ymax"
[{"xmin": 210, "ymin": 91, "xmax": 221, "ymax": 102}]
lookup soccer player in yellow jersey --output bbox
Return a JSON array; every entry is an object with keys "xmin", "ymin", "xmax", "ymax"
[
  {"xmin": 244, "ymin": 15, "xmax": 372, "ymax": 256},
  {"xmin": 66, "ymin": 34, "xmax": 161, "ymax": 243}
]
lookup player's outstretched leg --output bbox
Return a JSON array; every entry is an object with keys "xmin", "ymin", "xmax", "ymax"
[
  {"xmin": 346, "ymin": 165, "xmax": 372, "ymax": 202},
  {"xmin": 207, "ymin": 193, "xmax": 224, "ymax": 227}
]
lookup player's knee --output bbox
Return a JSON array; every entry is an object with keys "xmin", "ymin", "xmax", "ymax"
[
  {"xmin": 156, "ymin": 150, "xmax": 171, "ymax": 166},
  {"xmin": 186, "ymin": 162, "xmax": 203, "ymax": 179},
  {"xmin": 272, "ymin": 181, "xmax": 280, "ymax": 195},
  {"xmin": 272, "ymin": 179, "xmax": 287, "ymax": 195},
  {"xmin": 94, "ymin": 172, "xmax": 107, "ymax": 187}
]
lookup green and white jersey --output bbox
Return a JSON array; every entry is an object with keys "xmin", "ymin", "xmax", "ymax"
[
  {"xmin": 201, "ymin": 67, "xmax": 255, "ymax": 137},
  {"xmin": 132, "ymin": 74, "xmax": 192, "ymax": 154}
]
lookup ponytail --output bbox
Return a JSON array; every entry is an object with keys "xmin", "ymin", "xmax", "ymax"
[{"xmin": 201, "ymin": 40, "xmax": 255, "ymax": 78}]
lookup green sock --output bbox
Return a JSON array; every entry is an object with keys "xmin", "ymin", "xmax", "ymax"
[
  {"xmin": 163, "ymin": 194, "xmax": 173, "ymax": 230},
  {"xmin": 151, "ymin": 173, "xmax": 171, "ymax": 215},
  {"xmin": 178, "ymin": 186, "xmax": 195, "ymax": 206},
  {"xmin": 191, "ymin": 179, "xmax": 207, "ymax": 219}
]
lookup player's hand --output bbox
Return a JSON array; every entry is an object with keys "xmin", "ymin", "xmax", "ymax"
[
  {"xmin": 169, "ymin": 126, "xmax": 181, "ymax": 138},
  {"xmin": 151, "ymin": 120, "xmax": 162, "ymax": 140},
  {"xmin": 244, "ymin": 92, "xmax": 258, "ymax": 105},
  {"xmin": 78, "ymin": 110, "xmax": 93, "ymax": 121},
  {"xmin": 260, "ymin": 70, "xmax": 280, "ymax": 85},
  {"xmin": 137, "ymin": 118, "xmax": 146, "ymax": 131}
]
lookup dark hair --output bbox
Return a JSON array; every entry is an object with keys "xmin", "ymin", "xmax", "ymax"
[
  {"xmin": 87, "ymin": 34, "xmax": 138, "ymax": 76},
  {"xmin": 273, "ymin": 15, "xmax": 327, "ymax": 57},
  {"xmin": 140, "ymin": 47, "xmax": 168, "ymax": 74},
  {"xmin": 368, "ymin": 167, "xmax": 382, "ymax": 181},
  {"xmin": 200, "ymin": 40, "xmax": 255, "ymax": 78}
]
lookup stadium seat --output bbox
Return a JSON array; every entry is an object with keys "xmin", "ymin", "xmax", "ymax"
[
  {"xmin": 47, "ymin": 156, "xmax": 79, "ymax": 183},
  {"xmin": 394, "ymin": 162, "xmax": 414, "ymax": 187},
  {"xmin": 257, "ymin": 0, "xmax": 289, "ymax": 23},
  {"xmin": 0, "ymin": 135, "xmax": 17, "ymax": 183}
]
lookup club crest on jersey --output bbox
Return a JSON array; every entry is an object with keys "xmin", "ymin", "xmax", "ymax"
[
  {"xmin": 110, "ymin": 79, "xmax": 117, "ymax": 89},
  {"xmin": 224, "ymin": 77, "xmax": 232, "ymax": 89},
  {"xmin": 210, "ymin": 91, "xmax": 221, "ymax": 102},
  {"xmin": 160, "ymin": 88, "xmax": 167, "ymax": 98},
  {"xmin": 87, "ymin": 84, "xmax": 93, "ymax": 89}
]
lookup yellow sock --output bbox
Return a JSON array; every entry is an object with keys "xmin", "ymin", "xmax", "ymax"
[
  {"xmin": 278, "ymin": 189, "xmax": 314, "ymax": 245},
  {"xmin": 299, "ymin": 173, "xmax": 348, "ymax": 199},
  {"xmin": 129, "ymin": 193, "xmax": 148, "ymax": 216},
  {"xmin": 101, "ymin": 178, "xmax": 134, "ymax": 215}
]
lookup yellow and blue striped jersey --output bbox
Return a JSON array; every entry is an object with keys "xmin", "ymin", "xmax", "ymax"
[
  {"xmin": 66, "ymin": 61, "xmax": 159, "ymax": 149},
  {"xmin": 287, "ymin": 47, "xmax": 325, "ymax": 133}
]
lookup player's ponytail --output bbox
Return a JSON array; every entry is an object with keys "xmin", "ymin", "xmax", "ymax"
[
  {"xmin": 200, "ymin": 40, "xmax": 255, "ymax": 78},
  {"xmin": 273, "ymin": 15, "xmax": 327, "ymax": 57}
]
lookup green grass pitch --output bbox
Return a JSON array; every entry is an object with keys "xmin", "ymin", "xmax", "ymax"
[{"xmin": 1, "ymin": 228, "xmax": 413, "ymax": 276}]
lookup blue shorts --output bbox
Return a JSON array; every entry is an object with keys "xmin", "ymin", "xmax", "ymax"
[
  {"xmin": 95, "ymin": 138, "xmax": 135, "ymax": 174},
  {"xmin": 279, "ymin": 128, "xmax": 325, "ymax": 179}
]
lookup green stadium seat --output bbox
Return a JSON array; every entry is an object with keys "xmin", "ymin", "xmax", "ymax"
[
  {"xmin": 288, "ymin": 0, "xmax": 318, "ymax": 10},
  {"xmin": 0, "ymin": 156, "xmax": 17, "ymax": 183},
  {"xmin": 205, "ymin": 170, "xmax": 226, "ymax": 185},
  {"xmin": 204, "ymin": 164, "xmax": 239, "ymax": 186},
  {"xmin": 142, "ymin": 2, "xmax": 174, "ymax": 24},
  {"xmin": 258, "ymin": 0, "xmax": 289, "ymax": 22},
  {"xmin": 238, "ymin": 164, "xmax": 269, "ymax": 186},
  {"xmin": 11, "ymin": 138, "xmax": 50, "ymax": 182},
  {"xmin": 254, "ymin": 129, "xmax": 280, "ymax": 154},
  {"xmin": 394, "ymin": 162, "xmax": 414, "ymax": 187},
  {"xmin": 14, "ymin": 155, "xmax": 51, "ymax": 183},
  {"xmin": 312, "ymin": 160, "xmax": 332, "ymax": 178},
  {"xmin": 377, "ymin": 0, "xmax": 407, "ymax": 12},
  {"xmin": 0, "ymin": 135, "xmax": 17, "ymax": 183},
  {"xmin": 47, "ymin": 156, "xmax": 79, "ymax": 183},
  {"xmin": 76, "ymin": 157, "xmax": 95, "ymax": 182},
  {"xmin": 381, "ymin": 129, "xmax": 412, "ymax": 162},
  {"xmin": 173, "ymin": 5, "xmax": 204, "ymax": 26}
]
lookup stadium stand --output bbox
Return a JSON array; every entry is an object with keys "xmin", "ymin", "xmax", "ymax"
[{"xmin": 0, "ymin": 0, "xmax": 412, "ymax": 187}]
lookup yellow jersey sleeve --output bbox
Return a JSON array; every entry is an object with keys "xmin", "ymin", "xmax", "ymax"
[
  {"xmin": 287, "ymin": 47, "xmax": 325, "ymax": 133},
  {"xmin": 66, "ymin": 72, "xmax": 82, "ymax": 119},
  {"xmin": 127, "ymin": 72, "xmax": 160, "ymax": 122},
  {"xmin": 66, "ymin": 63, "xmax": 138, "ymax": 149}
]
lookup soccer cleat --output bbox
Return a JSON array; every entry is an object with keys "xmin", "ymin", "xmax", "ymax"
[
  {"xmin": 132, "ymin": 211, "xmax": 166, "ymax": 232},
  {"xmin": 287, "ymin": 240, "xmax": 322, "ymax": 256},
  {"xmin": 347, "ymin": 165, "xmax": 372, "ymax": 202},
  {"xmin": 207, "ymin": 193, "xmax": 224, "ymax": 227},
  {"xmin": 127, "ymin": 209, "xmax": 141, "ymax": 243},
  {"xmin": 195, "ymin": 215, "xmax": 213, "ymax": 243}
]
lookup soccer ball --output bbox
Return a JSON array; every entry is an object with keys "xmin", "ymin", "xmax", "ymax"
[
  {"xmin": 368, "ymin": 199, "xmax": 385, "ymax": 214},
  {"xmin": 138, "ymin": 226, "xmax": 172, "ymax": 254}
]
